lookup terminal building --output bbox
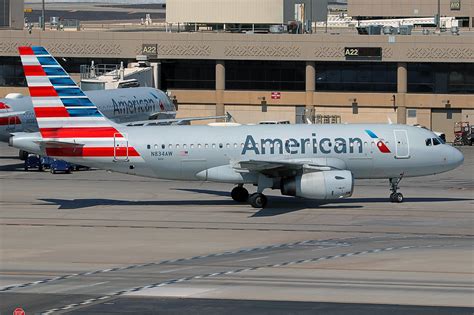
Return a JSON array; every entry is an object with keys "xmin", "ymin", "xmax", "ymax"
[
  {"xmin": 0, "ymin": 0, "xmax": 473, "ymax": 142},
  {"xmin": 0, "ymin": 0, "xmax": 24, "ymax": 29}
]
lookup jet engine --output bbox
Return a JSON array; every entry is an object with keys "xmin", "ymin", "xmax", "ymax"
[{"xmin": 281, "ymin": 171, "xmax": 354, "ymax": 200}]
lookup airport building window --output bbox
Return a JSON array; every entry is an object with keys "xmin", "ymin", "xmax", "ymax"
[
  {"xmin": 315, "ymin": 62, "xmax": 397, "ymax": 93},
  {"xmin": 408, "ymin": 63, "xmax": 474, "ymax": 94},
  {"xmin": 226, "ymin": 61, "xmax": 305, "ymax": 91},
  {"xmin": 0, "ymin": 0, "xmax": 10, "ymax": 28},
  {"xmin": 160, "ymin": 60, "xmax": 215, "ymax": 90},
  {"xmin": 0, "ymin": 57, "xmax": 25, "ymax": 87}
]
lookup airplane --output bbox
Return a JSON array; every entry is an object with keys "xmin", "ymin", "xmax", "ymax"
[
  {"xmin": 9, "ymin": 46, "xmax": 464, "ymax": 208},
  {"xmin": 1, "ymin": 86, "xmax": 228, "ymax": 158},
  {"xmin": 0, "ymin": 87, "xmax": 175, "ymax": 142}
]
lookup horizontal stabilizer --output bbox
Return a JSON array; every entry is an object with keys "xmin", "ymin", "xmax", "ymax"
[{"xmin": 0, "ymin": 111, "xmax": 25, "ymax": 118}]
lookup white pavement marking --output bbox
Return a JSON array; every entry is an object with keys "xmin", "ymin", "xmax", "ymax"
[
  {"xmin": 237, "ymin": 256, "xmax": 268, "ymax": 262},
  {"xmin": 41, "ymin": 243, "xmax": 470, "ymax": 314},
  {"xmin": 159, "ymin": 267, "xmax": 194, "ymax": 274}
]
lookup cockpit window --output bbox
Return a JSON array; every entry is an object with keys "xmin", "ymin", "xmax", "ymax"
[
  {"xmin": 432, "ymin": 138, "xmax": 441, "ymax": 146},
  {"xmin": 425, "ymin": 138, "xmax": 432, "ymax": 146}
]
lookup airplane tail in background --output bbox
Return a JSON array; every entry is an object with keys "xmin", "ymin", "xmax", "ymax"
[{"xmin": 18, "ymin": 46, "xmax": 139, "ymax": 159}]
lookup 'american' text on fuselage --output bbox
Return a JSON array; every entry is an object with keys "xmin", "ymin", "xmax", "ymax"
[{"xmin": 242, "ymin": 134, "xmax": 364, "ymax": 155}]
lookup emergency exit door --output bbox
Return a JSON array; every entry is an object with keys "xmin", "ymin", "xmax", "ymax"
[{"xmin": 114, "ymin": 133, "xmax": 129, "ymax": 161}]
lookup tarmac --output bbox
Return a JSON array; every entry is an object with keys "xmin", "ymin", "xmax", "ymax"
[{"xmin": 0, "ymin": 142, "xmax": 472, "ymax": 314}]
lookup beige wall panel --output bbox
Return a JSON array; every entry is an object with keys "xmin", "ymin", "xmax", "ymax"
[
  {"xmin": 224, "ymin": 91, "xmax": 305, "ymax": 106},
  {"xmin": 416, "ymin": 108, "xmax": 432, "ymax": 129},
  {"xmin": 176, "ymin": 104, "xmax": 217, "ymax": 125},
  {"xmin": 314, "ymin": 107, "xmax": 397, "ymax": 124},
  {"xmin": 1, "ymin": 30, "xmax": 473, "ymax": 64},
  {"xmin": 406, "ymin": 94, "xmax": 474, "ymax": 109},
  {"xmin": 431, "ymin": 110, "xmax": 462, "ymax": 142},
  {"xmin": 462, "ymin": 109, "xmax": 474, "ymax": 125},
  {"xmin": 167, "ymin": 0, "xmax": 284, "ymax": 24},
  {"xmin": 225, "ymin": 105, "xmax": 296, "ymax": 124},
  {"xmin": 348, "ymin": 0, "xmax": 472, "ymax": 18},
  {"xmin": 0, "ymin": 87, "xmax": 28, "ymax": 98},
  {"xmin": 171, "ymin": 90, "xmax": 217, "ymax": 104},
  {"xmin": 314, "ymin": 92, "xmax": 393, "ymax": 107}
]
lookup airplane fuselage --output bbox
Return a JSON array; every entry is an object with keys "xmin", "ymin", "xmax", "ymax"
[{"xmin": 64, "ymin": 123, "xmax": 463, "ymax": 182}]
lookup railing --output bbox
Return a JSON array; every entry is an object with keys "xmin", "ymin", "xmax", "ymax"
[{"xmin": 80, "ymin": 64, "xmax": 120, "ymax": 80}]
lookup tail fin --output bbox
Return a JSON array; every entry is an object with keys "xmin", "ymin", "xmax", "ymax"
[{"xmin": 18, "ymin": 46, "xmax": 138, "ymax": 159}]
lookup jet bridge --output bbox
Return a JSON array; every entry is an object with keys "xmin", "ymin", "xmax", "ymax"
[{"xmin": 80, "ymin": 55, "xmax": 160, "ymax": 91}]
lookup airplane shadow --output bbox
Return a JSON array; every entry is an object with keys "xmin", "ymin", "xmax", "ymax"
[
  {"xmin": 39, "ymin": 191, "xmax": 472, "ymax": 215},
  {"xmin": 38, "ymin": 198, "xmax": 237, "ymax": 210},
  {"xmin": 0, "ymin": 163, "xmax": 24, "ymax": 172}
]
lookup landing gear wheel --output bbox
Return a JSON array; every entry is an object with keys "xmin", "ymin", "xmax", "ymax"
[
  {"xmin": 249, "ymin": 193, "xmax": 267, "ymax": 209},
  {"xmin": 390, "ymin": 193, "xmax": 404, "ymax": 203},
  {"xmin": 389, "ymin": 177, "xmax": 404, "ymax": 203},
  {"xmin": 394, "ymin": 193, "xmax": 403, "ymax": 203},
  {"xmin": 231, "ymin": 186, "xmax": 249, "ymax": 202}
]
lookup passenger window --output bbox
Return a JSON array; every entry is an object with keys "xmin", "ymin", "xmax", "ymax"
[
  {"xmin": 176, "ymin": 144, "xmax": 180, "ymax": 149},
  {"xmin": 168, "ymin": 144, "xmax": 172, "ymax": 149},
  {"xmin": 198, "ymin": 144, "xmax": 202, "ymax": 148},
  {"xmin": 190, "ymin": 144, "xmax": 194, "ymax": 149},
  {"xmin": 147, "ymin": 145, "xmax": 151, "ymax": 150},
  {"xmin": 219, "ymin": 143, "xmax": 223, "ymax": 149},
  {"xmin": 212, "ymin": 144, "xmax": 216, "ymax": 149},
  {"xmin": 425, "ymin": 139, "xmax": 432, "ymax": 146},
  {"xmin": 162, "ymin": 144, "xmax": 165, "ymax": 149},
  {"xmin": 183, "ymin": 144, "xmax": 187, "ymax": 149},
  {"xmin": 205, "ymin": 144, "xmax": 209, "ymax": 149},
  {"xmin": 234, "ymin": 143, "xmax": 238, "ymax": 148},
  {"xmin": 433, "ymin": 138, "xmax": 441, "ymax": 146}
]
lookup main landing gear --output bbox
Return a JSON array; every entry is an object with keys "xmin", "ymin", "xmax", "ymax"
[
  {"xmin": 231, "ymin": 185, "xmax": 249, "ymax": 202},
  {"xmin": 389, "ymin": 177, "xmax": 404, "ymax": 203},
  {"xmin": 231, "ymin": 185, "xmax": 268, "ymax": 208}
]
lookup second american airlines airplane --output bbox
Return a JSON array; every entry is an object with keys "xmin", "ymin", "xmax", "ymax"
[
  {"xmin": 0, "ymin": 87, "xmax": 175, "ymax": 142},
  {"xmin": 10, "ymin": 47, "xmax": 464, "ymax": 208}
]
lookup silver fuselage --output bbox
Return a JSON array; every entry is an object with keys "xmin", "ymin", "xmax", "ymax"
[{"xmin": 61, "ymin": 123, "xmax": 464, "ymax": 182}]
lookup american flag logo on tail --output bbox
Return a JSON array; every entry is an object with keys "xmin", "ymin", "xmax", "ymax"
[{"xmin": 18, "ymin": 46, "xmax": 141, "ymax": 159}]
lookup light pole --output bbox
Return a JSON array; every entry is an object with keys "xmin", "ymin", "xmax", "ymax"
[
  {"xmin": 41, "ymin": 0, "xmax": 45, "ymax": 31},
  {"xmin": 436, "ymin": 0, "xmax": 441, "ymax": 31}
]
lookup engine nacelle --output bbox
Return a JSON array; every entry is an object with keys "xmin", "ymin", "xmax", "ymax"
[{"xmin": 281, "ymin": 171, "xmax": 354, "ymax": 200}]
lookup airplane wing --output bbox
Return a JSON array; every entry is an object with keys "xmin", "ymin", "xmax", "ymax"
[
  {"xmin": 0, "ymin": 111, "xmax": 25, "ymax": 118},
  {"xmin": 234, "ymin": 158, "xmax": 347, "ymax": 178},
  {"xmin": 127, "ymin": 113, "xmax": 233, "ymax": 126}
]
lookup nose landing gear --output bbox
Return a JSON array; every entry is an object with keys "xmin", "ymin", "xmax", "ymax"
[{"xmin": 389, "ymin": 177, "xmax": 404, "ymax": 203}]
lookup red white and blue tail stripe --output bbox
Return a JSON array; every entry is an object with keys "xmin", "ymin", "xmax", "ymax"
[{"xmin": 19, "ymin": 46, "xmax": 140, "ymax": 159}]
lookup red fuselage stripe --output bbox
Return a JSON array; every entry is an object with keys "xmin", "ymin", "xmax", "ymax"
[
  {"xmin": 40, "ymin": 127, "xmax": 122, "ymax": 138},
  {"xmin": 0, "ymin": 117, "xmax": 21, "ymax": 125},
  {"xmin": 46, "ymin": 147, "xmax": 140, "ymax": 157}
]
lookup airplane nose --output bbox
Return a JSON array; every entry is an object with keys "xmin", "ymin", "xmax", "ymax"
[{"xmin": 450, "ymin": 147, "xmax": 464, "ymax": 169}]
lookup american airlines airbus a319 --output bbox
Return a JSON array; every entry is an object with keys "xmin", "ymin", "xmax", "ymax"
[{"xmin": 10, "ymin": 47, "xmax": 464, "ymax": 208}]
